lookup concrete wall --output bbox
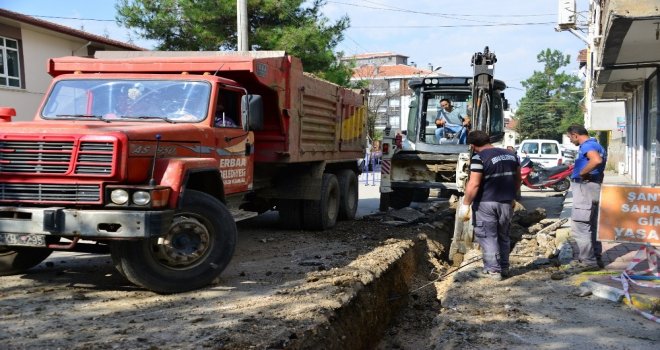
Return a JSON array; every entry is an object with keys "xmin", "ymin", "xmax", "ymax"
[
  {"xmin": 603, "ymin": 0, "xmax": 660, "ymax": 18},
  {"xmin": 0, "ymin": 27, "xmax": 96, "ymax": 121}
]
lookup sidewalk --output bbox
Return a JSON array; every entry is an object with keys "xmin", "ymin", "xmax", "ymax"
[{"xmin": 559, "ymin": 170, "xmax": 660, "ymax": 316}]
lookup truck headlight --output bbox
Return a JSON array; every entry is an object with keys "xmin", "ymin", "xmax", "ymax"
[
  {"xmin": 110, "ymin": 189, "xmax": 129, "ymax": 205},
  {"xmin": 132, "ymin": 191, "xmax": 151, "ymax": 206}
]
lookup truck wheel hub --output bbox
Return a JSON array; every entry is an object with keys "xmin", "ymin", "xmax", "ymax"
[{"xmin": 156, "ymin": 217, "xmax": 210, "ymax": 267}]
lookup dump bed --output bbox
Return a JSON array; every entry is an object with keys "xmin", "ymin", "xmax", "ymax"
[{"xmin": 48, "ymin": 51, "xmax": 366, "ymax": 164}]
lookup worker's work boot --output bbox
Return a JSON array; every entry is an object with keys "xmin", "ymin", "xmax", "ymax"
[{"xmin": 469, "ymin": 269, "xmax": 503, "ymax": 281}]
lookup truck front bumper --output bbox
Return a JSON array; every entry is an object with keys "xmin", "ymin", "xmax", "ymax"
[{"xmin": 0, "ymin": 206, "xmax": 174, "ymax": 239}]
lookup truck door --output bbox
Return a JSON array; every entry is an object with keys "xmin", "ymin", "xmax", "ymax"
[{"xmin": 213, "ymin": 87, "xmax": 254, "ymax": 194}]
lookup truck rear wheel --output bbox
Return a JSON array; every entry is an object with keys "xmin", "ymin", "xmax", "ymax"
[
  {"xmin": 303, "ymin": 173, "xmax": 340, "ymax": 230},
  {"xmin": 110, "ymin": 190, "xmax": 237, "ymax": 294},
  {"xmin": 390, "ymin": 188, "xmax": 414, "ymax": 209},
  {"xmin": 0, "ymin": 247, "xmax": 53, "ymax": 276},
  {"xmin": 337, "ymin": 170, "xmax": 358, "ymax": 220}
]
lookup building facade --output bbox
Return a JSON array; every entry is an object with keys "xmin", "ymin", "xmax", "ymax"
[
  {"xmin": 342, "ymin": 52, "xmax": 440, "ymax": 134},
  {"xmin": 573, "ymin": 0, "xmax": 660, "ymax": 185},
  {"xmin": 0, "ymin": 8, "xmax": 143, "ymax": 121}
]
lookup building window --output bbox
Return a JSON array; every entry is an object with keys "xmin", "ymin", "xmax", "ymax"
[
  {"xmin": 388, "ymin": 98, "xmax": 400, "ymax": 114},
  {"xmin": 389, "ymin": 80, "xmax": 400, "ymax": 93},
  {"xmin": 0, "ymin": 36, "xmax": 21, "ymax": 88}
]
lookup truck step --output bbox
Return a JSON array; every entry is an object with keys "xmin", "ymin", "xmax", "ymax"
[{"xmin": 230, "ymin": 209, "xmax": 259, "ymax": 222}]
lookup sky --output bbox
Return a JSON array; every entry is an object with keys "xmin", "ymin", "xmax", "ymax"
[{"xmin": 0, "ymin": 0, "xmax": 590, "ymax": 107}]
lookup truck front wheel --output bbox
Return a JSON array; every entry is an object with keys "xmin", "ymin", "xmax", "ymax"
[
  {"xmin": 110, "ymin": 190, "xmax": 237, "ymax": 294},
  {"xmin": 303, "ymin": 173, "xmax": 340, "ymax": 230},
  {"xmin": 0, "ymin": 247, "xmax": 53, "ymax": 276}
]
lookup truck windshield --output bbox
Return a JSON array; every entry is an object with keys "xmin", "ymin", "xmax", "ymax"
[
  {"xmin": 42, "ymin": 79, "xmax": 212, "ymax": 123},
  {"xmin": 408, "ymin": 91, "xmax": 471, "ymax": 145}
]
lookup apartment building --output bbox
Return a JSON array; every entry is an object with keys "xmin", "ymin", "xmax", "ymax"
[{"xmin": 343, "ymin": 52, "xmax": 443, "ymax": 132}]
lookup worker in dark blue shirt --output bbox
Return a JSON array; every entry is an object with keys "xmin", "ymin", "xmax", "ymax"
[
  {"xmin": 565, "ymin": 124, "xmax": 607, "ymax": 272},
  {"xmin": 459, "ymin": 130, "xmax": 521, "ymax": 280}
]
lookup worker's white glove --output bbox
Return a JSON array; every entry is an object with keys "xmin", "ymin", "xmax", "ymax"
[{"xmin": 458, "ymin": 203, "xmax": 471, "ymax": 222}]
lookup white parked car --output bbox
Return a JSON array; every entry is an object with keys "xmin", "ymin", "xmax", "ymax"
[
  {"xmin": 560, "ymin": 145, "xmax": 578, "ymax": 164},
  {"xmin": 517, "ymin": 139, "xmax": 564, "ymax": 168}
]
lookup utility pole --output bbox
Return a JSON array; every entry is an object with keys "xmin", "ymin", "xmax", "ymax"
[{"xmin": 237, "ymin": 0, "xmax": 248, "ymax": 51}]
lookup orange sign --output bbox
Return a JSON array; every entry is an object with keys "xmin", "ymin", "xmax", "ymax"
[{"xmin": 598, "ymin": 184, "xmax": 660, "ymax": 245}]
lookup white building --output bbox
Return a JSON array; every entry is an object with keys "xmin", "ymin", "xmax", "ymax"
[
  {"xmin": 342, "ymin": 52, "xmax": 442, "ymax": 133},
  {"xmin": 0, "ymin": 8, "xmax": 143, "ymax": 121}
]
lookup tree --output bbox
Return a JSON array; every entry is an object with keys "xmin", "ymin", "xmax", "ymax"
[
  {"xmin": 347, "ymin": 63, "xmax": 412, "ymax": 141},
  {"xmin": 515, "ymin": 49, "xmax": 584, "ymax": 141},
  {"xmin": 115, "ymin": 0, "xmax": 352, "ymax": 85}
]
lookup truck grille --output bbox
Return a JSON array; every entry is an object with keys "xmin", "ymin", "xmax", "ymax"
[
  {"xmin": 0, "ymin": 141, "xmax": 73, "ymax": 173},
  {"xmin": 0, "ymin": 140, "xmax": 115, "ymax": 176},
  {"xmin": 76, "ymin": 142, "xmax": 114, "ymax": 175},
  {"xmin": 0, "ymin": 183, "xmax": 101, "ymax": 203}
]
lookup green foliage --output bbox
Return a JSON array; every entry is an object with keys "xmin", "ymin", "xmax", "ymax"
[
  {"xmin": 115, "ymin": 0, "xmax": 352, "ymax": 86},
  {"xmin": 515, "ymin": 49, "xmax": 584, "ymax": 141},
  {"xmin": 372, "ymin": 129, "xmax": 383, "ymax": 141}
]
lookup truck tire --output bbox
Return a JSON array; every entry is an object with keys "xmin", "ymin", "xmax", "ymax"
[
  {"xmin": 110, "ymin": 190, "xmax": 237, "ymax": 293},
  {"xmin": 0, "ymin": 247, "xmax": 53, "ymax": 276},
  {"xmin": 412, "ymin": 188, "xmax": 430, "ymax": 202},
  {"xmin": 278, "ymin": 199, "xmax": 303, "ymax": 229},
  {"xmin": 390, "ymin": 188, "xmax": 414, "ymax": 209},
  {"xmin": 302, "ymin": 173, "xmax": 340, "ymax": 230},
  {"xmin": 337, "ymin": 169, "xmax": 358, "ymax": 220}
]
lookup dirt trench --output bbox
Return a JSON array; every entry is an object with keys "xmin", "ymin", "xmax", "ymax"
[{"xmin": 284, "ymin": 204, "xmax": 457, "ymax": 350}]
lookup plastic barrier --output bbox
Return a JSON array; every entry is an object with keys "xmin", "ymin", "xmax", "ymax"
[
  {"xmin": 360, "ymin": 152, "xmax": 381, "ymax": 186},
  {"xmin": 611, "ymin": 243, "xmax": 660, "ymax": 323}
]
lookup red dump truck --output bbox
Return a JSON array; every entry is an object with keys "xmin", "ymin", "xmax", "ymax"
[{"xmin": 0, "ymin": 51, "xmax": 366, "ymax": 293}]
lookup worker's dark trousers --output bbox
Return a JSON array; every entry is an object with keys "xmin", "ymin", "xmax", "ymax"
[
  {"xmin": 570, "ymin": 181, "xmax": 603, "ymax": 265},
  {"xmin": 473, "ymin": 201, "xmax": 513, "ymax": 273}
]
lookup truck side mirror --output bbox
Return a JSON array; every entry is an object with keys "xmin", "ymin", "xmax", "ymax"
[{"xmin": 242, "ymin": 95, "xmax": 263, "ymax": 131}]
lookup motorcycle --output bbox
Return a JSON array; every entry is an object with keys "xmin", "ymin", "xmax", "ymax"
[{"xmin": 520, "ymin": 156, "xmax": 573, "ymax": 192}]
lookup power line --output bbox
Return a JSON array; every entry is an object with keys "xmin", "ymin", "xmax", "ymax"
[
  {"xmin": 328, "ymin": 1, "xmax": 555, "ymax": 18},
  {"xmin": 24, "ymin": 14, "xmax": 116, "ymax": 22},
  {"xmin": 351, "ymin": 22, "xmax": 556, "ymax": 29}
]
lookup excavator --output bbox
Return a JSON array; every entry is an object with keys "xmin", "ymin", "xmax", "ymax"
[{"xmin": 379, "ymin": 47, "xmax": 508, "ymax": 264}]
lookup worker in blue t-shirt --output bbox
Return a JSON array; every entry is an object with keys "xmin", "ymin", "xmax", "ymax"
[
  {"xmin": 565, "ymin": 124, "xmax": 607, "ymax": 272},
  {"xmin": 435, "ymin": 98, "xmax": 470, "ymax": 144},
  {"xmin": 459, "ymin": 130, "xmax": 521, "ymax": 281}
]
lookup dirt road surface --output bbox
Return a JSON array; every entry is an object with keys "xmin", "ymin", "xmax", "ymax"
[{"xmin": 1, "ymin": 185, "xmax": 658, "ymax": 349}]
